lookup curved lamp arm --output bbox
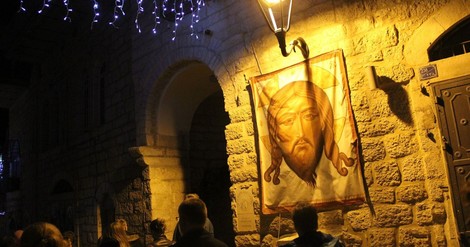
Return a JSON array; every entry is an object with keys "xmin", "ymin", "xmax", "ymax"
[{"xmin": 275, "ymin": 31, "xmax": 309, "ymax": 59}]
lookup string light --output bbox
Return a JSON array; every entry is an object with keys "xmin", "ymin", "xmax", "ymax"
[
  {"xmin": 109, "ymin": 0, "xmax": 126, "ymax": 28},
  {"xmin": 151, "ymin": 0, "xmax": 161, "ymax": 34},
  {"xmin": 91, "ymin": 0, "xmax": 99, "ymax": 29},
  {"xmin": 63, "ymin": 0, "xmax": 72, "ymax": 22},
  {"xmin": 16, "ymin": 0, "xmax": 206, "ymax": 37},
  {"xmin": 135, "ymin": 0, "xmax": 143, "ymax": 33},
  {"xmin": 17, "ymin": 0, "xmax": 25, "ymax": 12},
  {"xmin": 171, "ymin": 0, "xmax": 180, "ymax": 41},
  {"xmin": 190, "ymin": 0, "xmax": 205, "ymax": 39},
  {"xmin": 38, "ymin": 0, "xmax": 51, "ymax": 14}
]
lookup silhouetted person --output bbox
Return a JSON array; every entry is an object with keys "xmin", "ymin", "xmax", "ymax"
[
  {"xmin": 148, "ymin": 219, "xmax": 174, "ymax": 247},
  {"xmin": 172, "ymin": 194, "xmax": 214, "ymax": 242},
  {"xmin": 20, "ymin": 222, "xmax": 67, "ymax": 247},
  {"xmin": 99, "ymin": 221, "xmax": 130, "ymax": 247},
  {"xmin": 173, "ymin": 198, "xmax": 227, "ymax": 247},
  {"xmin": 116, "ymin": 219, "xmax": 143, "ymax": 247},
  {"xmin": 281, "ymin": 202, "xmax": 345, "ymax": 247}
]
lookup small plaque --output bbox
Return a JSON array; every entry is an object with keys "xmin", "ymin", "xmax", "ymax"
[
  {"xmin": 235, "ymin": 187, "xmax": 256, "ymax": 232},
  {"xmin": 419, "ymin": 64, "xmax": 438, "ymax": 80}
]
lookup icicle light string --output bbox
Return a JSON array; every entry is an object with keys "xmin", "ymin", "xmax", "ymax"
[
  {"xmin": 151, "ymin": 0, "xmax": 160, "ymax": 34},
  {"xmin": 18, "ymin": 0, "xmax": 25, "ymax": 12},
  {"xmin": 109, "ymin": 0, "xmax": 126, "ymax": 28},
  {"xmin": 91, "ymin": 0, "xmax": 99, "ymax": 29},
  {"xmin": 38, "ymin": 0, "xmax": 51, "ymax": 14},
  {"xmin": 135, "ymin": 0, "xmax": 143, "ymax": 33},
  {"xmin": 63, "ymin": 0, "xmax": 72, "ymax": 22},
  {"xmin": 17, "ymin": 0, "xmax": 206, "ymax": 37}
]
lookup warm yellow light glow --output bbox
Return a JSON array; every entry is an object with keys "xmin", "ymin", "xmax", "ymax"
[{"xmin": 264, "ymin": 0, "xmax": 281, "ymax": 3}]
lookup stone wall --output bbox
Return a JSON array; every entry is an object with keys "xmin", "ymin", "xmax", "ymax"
[
  {"xmin": 133, "ymin": 0, "xmax": 470, "ymax": 246},
  {"xmin": 6, "ymin": 0, "xmax": 470, "ymax": 246}
]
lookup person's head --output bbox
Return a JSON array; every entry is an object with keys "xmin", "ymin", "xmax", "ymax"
[
  {"xmin": 149, "ymin": 219, "xmax": 166, "ymax": 238},
  {"xmin": 265, "ymin": 80, "xmax": 350, "ymax": 186},
  {"xmin": 292, "ymin": 202, "xmax": 319, "ymax": 235},
  {"xmin": 13, "ymin": 231, "xmax": 23, "ymax": 243},
  {"xmin": 177, "ymin": 198, "xmax": 207, "ymax": 234},
  {"xmin": 115, "ymin": 219, "xmax": 128, "ymax": 231},
  {"xmin": 62, "ymin": 232, "xmax": 74, "ymax": 247},
  {"xmin": 20, "ymin": 222, "xmax": 67, "ymax": 247},
  {"xmin": 108, "ymin": 222, "xmax": 129, "ymax": 247}
]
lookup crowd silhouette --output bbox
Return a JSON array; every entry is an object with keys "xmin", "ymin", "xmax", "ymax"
[{"xmin": 1, "ymin": 196, "xmax": 339, "ymax": 247}]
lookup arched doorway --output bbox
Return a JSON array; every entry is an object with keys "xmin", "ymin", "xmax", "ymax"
[
  {"xmin": 189, "ymin": 90, "xmax": 235, "ymax": 246},
  {"xmin": 140, "ymin": 61, "xmax": 235, "ymax": 246}
]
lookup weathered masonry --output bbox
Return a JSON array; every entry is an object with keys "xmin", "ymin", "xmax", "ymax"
[{"xmin": 2, "ymin": 0, "xmax": 470, "ymax": 246}]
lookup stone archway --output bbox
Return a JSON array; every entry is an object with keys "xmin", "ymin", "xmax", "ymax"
[{"xmin": 130, "ymin": 61, "xmax": 234, "ymax": 244}]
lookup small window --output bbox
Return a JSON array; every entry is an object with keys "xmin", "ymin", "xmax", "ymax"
[{"xmin": 428, "ymin": 16, "xmax": 470, "ymax": 61}]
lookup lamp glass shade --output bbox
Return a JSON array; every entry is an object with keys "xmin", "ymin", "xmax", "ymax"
[{"xmin": 257, "ymin": 0, "xmax": 292, "ymax": 33}]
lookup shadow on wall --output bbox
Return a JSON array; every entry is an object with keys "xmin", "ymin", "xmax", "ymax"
[{"xmin": 378, "ymin": 76, "xmax": 414, "ymax": 126}]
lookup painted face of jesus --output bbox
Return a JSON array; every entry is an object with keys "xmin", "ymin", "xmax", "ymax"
[{"xmin": 274, "ymin": 94, "xmax": 324, "ymax": 181}]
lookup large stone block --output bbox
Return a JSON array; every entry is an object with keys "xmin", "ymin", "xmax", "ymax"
[
  {"xmin": 396, "ymin": 183, "xmax": 428, "ymax": 204},
  {"xmin": 369, "ymin": 186, "xmax": 395, "ymax": 203},
  {"xmin": 367, "ymin": 227, "xmax": 396, "ymax": 247},
  {"xmin": 373, "ymin": 205, "xmax": 413, "ymax": 227},
  {"xmin": 225, "ymin": 122, "xmax": 246, "ymax": 140},
  {"xmin": 373, "ymin": 161, "xmax": 401, "ymax": 186},
  {"xmin": 227, "ymin": 154, "xmax": 245, "ymax": 170},
  {"xmin": 362, "ymin": 139, "xmax": 386, "ymax": 162},
  {"xmin": 267, "ymin": 215, "xmax": 294, "ymax": 236},
  {"xmin": 369, "ymin": 90, "xmax": 392, "ymax": 118},
  {"xmin": 226, "ymin": 138, "xmax": 255, "ymax": 155},
  {"xmin": 415, "ymin": 201, "xmax": 446, "ymax": 226},
  {"xmin": 228, "ymin": 105, "xmax": 253, "ymax": 123},
  {"xmin": 347, "ymin": 208, "xmax": 372, "ymax": 231},
  {"xmin": 358, "ymin": 119, "xmax": 396, "ymax": 137},
  {"xmin": 425, "ymin": 179, "xmax": 445, "ymax": 202},
  {"xmin": 342, "ymin": 232, "xmax": 363, "ymax": 247},
  {"xmin": 383, "ymin": 132, "xmax": 417, "ymax": 158},
  {"xmin": 423, "ymin": 153, "xmax": 446, "ymax": 180},
  {"xmin": 318, "ymin": 210, "xmax": 344, "ymax": 226},
  {"xmin": 401, "ymin": 156, "xmax": 425, "ymax": 182},
  {"xmin": 235, "ymin": 234, "xmax": 261, "ymax": 247},
  {"xmin": 230, "ymin": 166, "xmax": 258, "ymax": 183},
  {"xmin": 398, "ymin": 226, "xmax": 431, "ymax": 247}
]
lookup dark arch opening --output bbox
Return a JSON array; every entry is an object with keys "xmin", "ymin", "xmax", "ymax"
[
  {"xmin": 189, "ymin": 89, "xmax": 235, "ymax": 247},
  {"xmin": 428, "ymin": 15, "xmax": 470, "ymax": 61}
]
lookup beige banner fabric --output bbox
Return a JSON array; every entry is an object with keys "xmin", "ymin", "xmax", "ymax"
[{"xmin": 250, "ymin": 50, "xmax": 365, "ymax": 214}]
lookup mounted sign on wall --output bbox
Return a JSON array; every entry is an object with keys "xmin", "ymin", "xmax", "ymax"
[{"xmin": 250, "ymin": 50, "xmax": 365, "ymax": 214}]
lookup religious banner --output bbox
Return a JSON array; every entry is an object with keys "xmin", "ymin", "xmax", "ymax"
[{"xmin": 250, "ymin": 49, "xmax": 365, "ymax": 214}]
